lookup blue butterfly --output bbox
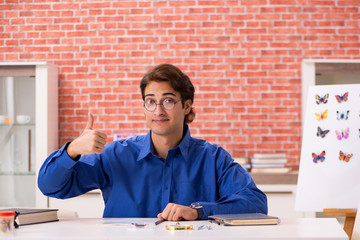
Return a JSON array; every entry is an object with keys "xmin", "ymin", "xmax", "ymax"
[
  {"xmin": 336, "ymin": 110, "xmax": 349, "ymax": 120},
  {"xmin": 312, "ymin": 151, "xmax": 326, "ymax": 163},
  {"xmin": 315, "ymin": 94, "xmax": 329, "ymax": 104}
]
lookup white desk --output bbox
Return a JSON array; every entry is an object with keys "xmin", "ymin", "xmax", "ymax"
[{"xmin": 6, "ymin": 218, "xmax": 347, "ymax": 240}]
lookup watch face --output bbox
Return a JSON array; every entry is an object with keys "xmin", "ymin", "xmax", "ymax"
[{"xmin": 191, "ymin": 202, "xmax": 202, "ymax": 208}]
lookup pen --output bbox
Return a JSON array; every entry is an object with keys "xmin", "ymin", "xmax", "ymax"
[
  {"xmin": 209, "ymin": 220, "xmax": 220, "ymax": 225},
  {"xmin": 155, "ymin": 219, "xmax": 165, "ymax": 225}
]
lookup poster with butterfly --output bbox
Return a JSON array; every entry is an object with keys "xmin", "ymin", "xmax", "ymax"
[{"xmin": 295, "ymin": 84, "xmax": 360, "ymax": 212}]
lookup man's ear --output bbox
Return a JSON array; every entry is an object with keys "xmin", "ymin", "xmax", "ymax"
[{"xmin": 184, "ymin": 99, "xmax": 192, "ymax": 115}]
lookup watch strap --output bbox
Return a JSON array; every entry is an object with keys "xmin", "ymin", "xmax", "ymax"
[{"xmin": 190, "ymin": 202, "xmax": 204, "ymax": 220}]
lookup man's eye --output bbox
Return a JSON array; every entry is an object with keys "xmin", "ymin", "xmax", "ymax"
[
  {"xmin": 145, "ymin": 99, "xmax": 155, "ymax": 104},
  {"xmin": 163, "ymin": 98, "xmax": 175, "ymax": 104}
]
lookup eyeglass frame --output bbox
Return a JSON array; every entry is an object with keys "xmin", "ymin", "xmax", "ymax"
[{"xmin": 143, "ymin": 98, "xmax": 183, "ymax": 112}]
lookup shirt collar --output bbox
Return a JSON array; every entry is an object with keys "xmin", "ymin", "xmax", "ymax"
[
  {"xmin": 177, "ymin": 125, "xmax": 190, "ymax": 161},
  {"xmin": 137, "ymin": 131, "xmax": 153, "ymax": 161},
  {"xmin": 137, "ymin": 125, "xmax": 191, "ymax": 162}
]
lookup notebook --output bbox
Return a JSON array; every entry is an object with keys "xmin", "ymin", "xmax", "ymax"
[{"xmin": 209, "ymin": 213, "xmax": 280, "ymax": 226}]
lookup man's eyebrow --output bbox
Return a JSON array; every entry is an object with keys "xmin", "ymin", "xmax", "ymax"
[
  {"xmin": 144, "ymin": 92, "xmax": 177, "ymax": 98},
  {"xmin": 162, "ymin": 92, "xmax": 177, "ymax": 97}
]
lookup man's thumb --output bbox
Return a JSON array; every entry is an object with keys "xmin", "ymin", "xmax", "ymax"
[{"xmin": 85, "ymin": 112, "xmax": 94, "ymax": 130}]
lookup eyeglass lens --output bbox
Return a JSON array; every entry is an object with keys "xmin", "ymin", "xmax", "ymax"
[{"xmin": 144, "ymin": 98, "xmax": 182, "ymax": 112}]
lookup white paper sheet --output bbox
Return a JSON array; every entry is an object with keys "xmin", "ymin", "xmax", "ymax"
[{"xmin": 295, "ymin": 84, "xmax": 360, "ymax": 211}]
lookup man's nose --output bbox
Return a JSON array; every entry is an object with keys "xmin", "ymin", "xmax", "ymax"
[{"xmin": 153, "ymin": 103, "xmax": 166, "ymax": 115}]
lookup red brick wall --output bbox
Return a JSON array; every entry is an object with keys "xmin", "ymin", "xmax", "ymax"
[{"xmin": 1, "ymin": 1, "xmax": 360, "ymax": 168}]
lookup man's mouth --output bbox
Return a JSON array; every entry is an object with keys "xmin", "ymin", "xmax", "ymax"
[{"xmin": 153, "ymin": 119, "xmax": 169, "ymax": 123}]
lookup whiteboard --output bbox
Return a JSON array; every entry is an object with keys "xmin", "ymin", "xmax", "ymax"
[{"xmin": 295, "ymin": 84, "xmax": 360, "ymax": 211}]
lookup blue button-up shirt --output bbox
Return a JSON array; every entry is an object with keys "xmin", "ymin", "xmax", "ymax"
[{"xmin": 38, "ymin": 126, "xmax": 267, "ymax": 218}]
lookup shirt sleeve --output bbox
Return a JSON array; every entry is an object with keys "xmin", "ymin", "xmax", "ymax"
[
  {"xmin": 37, "ymin": 142, "xmax": 109, "ymax": 199},
  {"xmin": 198, "ymin": 149, "xmax": 268, "ymax": 219}
]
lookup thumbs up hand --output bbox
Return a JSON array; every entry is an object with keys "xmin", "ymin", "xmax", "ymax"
[
  {"xmin": 67, "ymin": 113, "xmax": 108, "ymax": 159},
  {"xmin": 85, "ymin": 111, "xmax": 95, "ymax": 130}
]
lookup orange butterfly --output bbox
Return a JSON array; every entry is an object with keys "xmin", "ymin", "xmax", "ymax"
[
  {"xmin": 339, "ymin": 151, "xmax": 353, "ymax": 162},
  {"xmin": 314, "ymin": 109, "xmax": 328, "ymax": 121}
]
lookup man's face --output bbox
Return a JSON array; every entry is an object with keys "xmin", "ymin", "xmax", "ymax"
[{"xmin": 143, "ymin": 81, "xmax": 191, "ymax": 138}]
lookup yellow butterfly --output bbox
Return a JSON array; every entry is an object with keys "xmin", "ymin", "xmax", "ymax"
[{"xmin": 314, "ymin": 109, "xmax": 328, "ymax": 121}]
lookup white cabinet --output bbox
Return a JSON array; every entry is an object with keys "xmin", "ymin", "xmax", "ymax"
[
  {"xmin": 251, "ymin": 172, "xmax": 315, "ymax": 219},
  {"xmin": 257, "ymin": 184, "xmax": 315, "ymax": 219},
  {"xmin": 49, "ymin": 190, "xmax": 104, "ymax": 218},
  {"xmin": 0, "ymin": 62, "xmax": 58, "ymax": 209}
]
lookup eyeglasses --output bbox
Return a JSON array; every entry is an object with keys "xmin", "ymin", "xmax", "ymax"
[{"xmin": 144, "ymin": 98, "xmax": 182, "ymax": 112}]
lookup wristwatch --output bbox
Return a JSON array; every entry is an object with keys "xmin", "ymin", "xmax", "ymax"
[{"xmin": 190, "ymin": 202, "xmax": 204, "ymax": 220}]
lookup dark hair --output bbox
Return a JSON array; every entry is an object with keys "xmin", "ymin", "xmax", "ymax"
[{"xmin": 140, "ymin": 64, "xmax": 196, "ymax": 124}]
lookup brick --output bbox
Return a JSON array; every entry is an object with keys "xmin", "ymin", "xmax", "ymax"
[
  {"xmin": 4, "ymin": 1, "xmax": 360, "ymax": 169},
  {"xmin": 241, "ymin": 0, "xmax": 267, "ymax": 5},
  {"xmin": 25, "ymin": 4, "xmax": 51, "ymax": 10},
  {"xmin": 18, "ymin": 53, "xmax": 32, "ymax": 59}
]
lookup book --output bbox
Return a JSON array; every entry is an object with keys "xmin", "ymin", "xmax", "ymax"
[
  {"xmin": 251, "ymin": 158, "xmax": 287, "ymax": 164},
  {"xmin": 209, "ymin": 213, "xmax": 280, "ymax": 226},
  {"xmin": 253, "ymin": 153, "xmax": 287, "ymax": 159},
  {"xmin": 233, "ymin": 157, "xmax": 251, "ymax": 171},
  {"xmin": 233, "ymin": 157, "xmax": 250, "ymax": 165},
  {"xmin": 250, "ymin": 153, "xmax": 289, "ymax": 173},
  {"xmin": 251, "ymin": 163, "xmax": 286, "ymax": 168},
  {"xmin": 251, "ymin": 167, "xmax": 292, "ymax": 173},
  {"xmin": 0, "ymin": 208, "xmax": 59, "ymax": 226}
]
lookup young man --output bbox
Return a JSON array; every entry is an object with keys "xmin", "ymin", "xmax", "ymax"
[{"xmin": 38, "ymin": 64, "xmax": 267, "ymax": 221}]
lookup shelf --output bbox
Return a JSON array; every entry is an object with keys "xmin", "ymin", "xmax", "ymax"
[
  {"xmin": 0, "ymin": 62, "xmax": 58, "ymax": 208},
  {"xmin": 0, "ymin": 172, "xmax": 35, "ymax": 176},
  {"xmin": 0, "ymin": 124, "xmax": 35, "ymax": 127}
]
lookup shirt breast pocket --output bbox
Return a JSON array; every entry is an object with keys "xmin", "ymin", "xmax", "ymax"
[{"xmin": 175, "ymin": 182, "xmax": 211, "ymax": 205}]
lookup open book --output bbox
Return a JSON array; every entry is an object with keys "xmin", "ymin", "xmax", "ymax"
[{"xmin": 209, "ymin": 213, "xmax": 280, "ymax": 226}]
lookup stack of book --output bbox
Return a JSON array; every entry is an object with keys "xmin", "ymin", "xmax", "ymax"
[
  {"xmin": 233, "ymin": 157, "xmax": 251, "ymax": 172},
  {"xmin": 251, "ymin": 153, "xmax": 291, "ymax": 173}
]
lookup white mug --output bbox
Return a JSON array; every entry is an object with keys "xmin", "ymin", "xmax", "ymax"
[
  {"xmin": 16, "ymin": 115, "xmax": 31, "ymax": 124},
  {"xmin": 0, "ymin": 115, "xmax": 6, "ymax": 124}
]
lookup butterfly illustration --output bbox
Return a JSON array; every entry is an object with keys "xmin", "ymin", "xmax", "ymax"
[
  {"xmin": 335, "ymin": 127, "xmax": 349, "ymax": 140},
  {"xmin": 314, "ymin": 109, "xmax": 328, "ymax": 121},
  {"xmin": 336, "ymin": 110, "xmax": 349, "ymax": 120},
  {"xmin": 335, "ymin": 92, "xmax": 349, "ymax": 103},
  {"xmin": 316, "ymin": 126, "xmax": 330, "ymax": 138},
  {"xmin": 339, "ymin": 151, "xmax": 353, "ymax": 162},
  {"xmin": 312, "ymin": 151, "xmax": 326, "ymax": 163},
  {"xmin": 315, "ymin": 93, "xmax": 329, "ymax": 104}
]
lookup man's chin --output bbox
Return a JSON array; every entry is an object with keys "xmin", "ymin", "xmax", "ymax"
[{"xmin": 151, "ymin": 129, "xmax": 170, "ymax": 136}]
